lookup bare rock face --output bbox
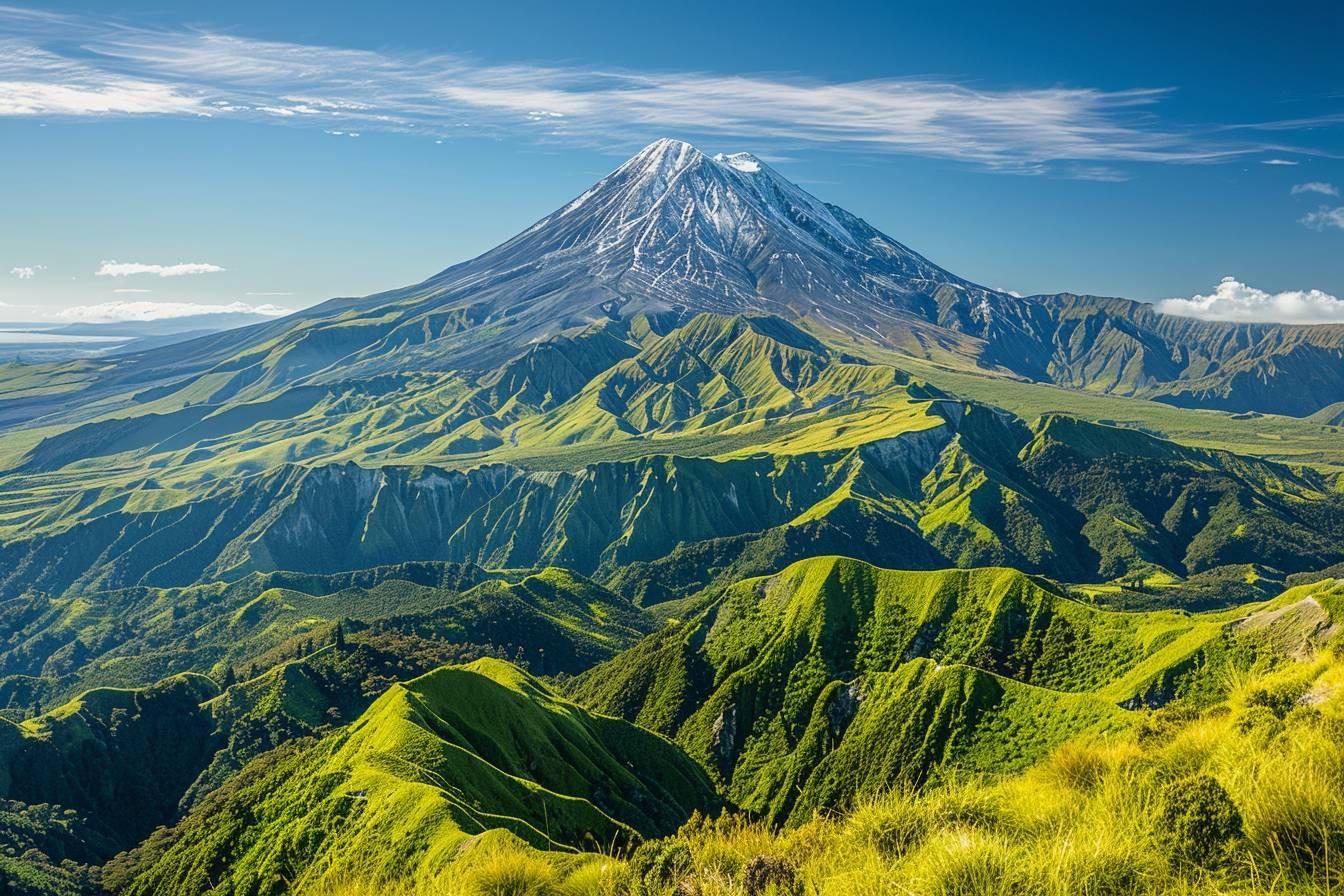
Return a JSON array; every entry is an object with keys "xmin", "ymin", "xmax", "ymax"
[
  {"xmin": 710, "ymin": 704, "xmax": 738, "ymax": 767},
  {"xmin": 827, "ymin": 680, "xmax": 865, "ymax": 740}
]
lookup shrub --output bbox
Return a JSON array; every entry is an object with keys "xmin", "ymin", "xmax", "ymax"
[
  {"xmin": 1045, "ymin": 740, "xmax": 1139, "ymax": 792},
  {"xmin": 558, "ymin": 857, "xmax": 621, "ymax": 896},
  {"xmin": 845, "ymin": 794, "xmax": 927, "ymax": 858},
  {"xmin": 1158, "ymin": 774, "xmax": 1242, "ymax": 869},
  {"xmin": 625, "ymin": 840, "xmax": 693, "ymax": 895},
  {"xmin": 439, "ymin": 846, "xmax": 559, "ymax": 896},
  {"xmin": 908, "ymin": 829, "xmax": 1023, "ymax": 896},
  {"xmin": 742, "ymin": 854, "xmax": 798, "ymax": 896}
]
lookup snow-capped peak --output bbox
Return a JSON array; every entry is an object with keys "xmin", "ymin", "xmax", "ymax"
[
  {"xmin": 622, "ymin": 138, "xmax": 704, "ymax": 175},
  {"xmin": 442, "ymin": 136, "xmax": 995, "ymax": 353},
  {"xmin": 714, "ymin": 151, "xmax": 763, "ymax": 174}
]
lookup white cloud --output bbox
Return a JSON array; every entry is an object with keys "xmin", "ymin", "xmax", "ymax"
[
  {"xmin": 0, "ymin": 7, "xmax": 1303, "ymax": 175},
  {"xmin": 245, "ymin": 291, "xmax": 293, "ymax": 296},
  {"xmin": 112, "ymin": 287, "xmax": 152, "ymax": 293},
  {"xmin": 1157, "ymin": 277, "xmax": 1344, "ymax": 324},
  {"xmin": 1261, "ymin": 158, "xmax": 1299, "ymax": 166},
  {"xmin": 9, "ymin": 265, "xmax": 43, "ymax": 279},
  {"xmin": 57, "ymin": 300, "xmax": 291, "ymax": 322},
  {"xmin": 0, "ymin": 41, "xmax": 205, "ymax": 116},
  {"xmin": 1292, "ymin": 182, "xmax": 1339, "ymax": 197},
  {"xmin": 1302, "ymin": 207, "xmax": 1344, "ymax": 231},
  {"xmin": 95, "ymin": 260, "xmax": 225, "ymax": 277}
]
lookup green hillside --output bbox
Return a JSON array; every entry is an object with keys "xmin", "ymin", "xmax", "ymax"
[
  {"xmin": 0, "ymin": 674, "xmax": 220, "ymax": 856},
  {"xmin": 598, "ymin": 637, "xmax": 1344, "ymax": 896},
  {"xmin": 572, "ymin": 557, "xmax": 1343, "ymax": 823},
  {"xmin": 0, "ymin": 564, "xmax": 651, "ymax": 714},
  {"xmin": 1, "ymin": 405, "xmax": 1338, "ymax": 609},
  {"xmin": 115, "ymin": 659, "xmax": 717, "ymax": 895}
]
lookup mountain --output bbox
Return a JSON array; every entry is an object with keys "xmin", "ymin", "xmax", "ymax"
[
  {"xmin": 3, "ymin": 137, "xmax": 1344, "ymax": 896},
  {"xmin": 1, "ymin": 139, "xmax": 1342, "ymax": 438}
]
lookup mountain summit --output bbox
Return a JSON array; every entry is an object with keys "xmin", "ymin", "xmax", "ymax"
[{"xmin": 386, "ymin": 136, "xmax": 1010, "ymax": 369}]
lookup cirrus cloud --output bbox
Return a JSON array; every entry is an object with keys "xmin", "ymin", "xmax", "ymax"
[
  {"xmin": 1156, "ymin": 277, "xmax": 1344, "ymax": 325},
  {"xmin": 0, "ymin": 41, "xmax": 206, "ymax": 116},
  {"xmin": 95, "ymin": 260, "xmax": 225, "ymax": 277},
  {"xmin": 0, "ymin": 6, "xmax": 1318, "ymax": 176},
  {"xmin": 57, "ymin": 300, "xmax": 290, "ymax": 322}
]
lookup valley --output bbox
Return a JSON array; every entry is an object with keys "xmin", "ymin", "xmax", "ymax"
[{"xmin": 1, "ymin": 139, "xmax": 1342, "ymax": 896}]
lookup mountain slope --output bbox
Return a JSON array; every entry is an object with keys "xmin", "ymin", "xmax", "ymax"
[
  {"xmin": 0, "ymin": 563, "xmax": 652, "ymax": 717},
  {"xmin": 571, "ymin": 556, "xmax": 1339, "ymax": 823},
  {"xmin": 117, "ymin": 659, "xmax": 716, "ymax": 895}
]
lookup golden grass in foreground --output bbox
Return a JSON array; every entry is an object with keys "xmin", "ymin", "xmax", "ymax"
[{"xmin": 318, "ymin": 649, "xmax": 1344, "ymax": 896}]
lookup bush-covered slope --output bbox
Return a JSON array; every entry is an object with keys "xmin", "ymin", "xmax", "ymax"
[
  {"xmin": 2, "ymin": 406, "xmax": 1339, "ymax": 607},
  {"xmin": 572, "ymin": 557, "xmax": 1342, "ymax": 823},
  {"xmin": 0, "ymin": 674, "xmax": 220, "ymax": 855},
  {"xmin": 609, "ymin": 636, "xmax": 1344, "ymax": 896},
  {"xmin": 115, "ymin": 659, "xmax": 717, "ymax": 896},
  {"xmin": 0, "ymin": 564, "xmax": 651, "ymax": 713}
]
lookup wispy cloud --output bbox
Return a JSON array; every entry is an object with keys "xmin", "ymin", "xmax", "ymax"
[
  {"xmin": 1157, "ymin": 276, "xmax": 1344, "ymax": 324},
  {"xmin": 96, "ymin": 260, "xmax": 225, "ymax": 277},
  {"xmin": 1292, "ymin": 182, "xmax": 1339, "ymax": 197},
  {"xmin": 112, "ymin": 287, "xmax": 152, "ymax": 293},
  {"xmin": 1261, "ymin": 158, "xmax": 1299, "ymax": 166},
  {"xmin": 1302, "ymin": 207, "xmax": 1344, "ymax": 231},
  {"xmin": 57, "ymin": 300, "xmax": 290, "ymax": 322},
  {"xmin": 0, "ymin": 6, "xmax": 1317, "ymax": 175},
  {"xmin": 0, "ymin": 40, "xmax": 206, "ymax": 116},
  {"xmin": 9, "ymin": 264, "xmax": 43, "ymax": 279}
]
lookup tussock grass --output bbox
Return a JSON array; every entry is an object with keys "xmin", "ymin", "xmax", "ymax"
[
  {"xmin": 282, "ymin": 650, "xmax": 1344, "ymax": 896},
  {"xmin": 622, "ymin": 648, "xmax": 1344, "ymax": 896}
]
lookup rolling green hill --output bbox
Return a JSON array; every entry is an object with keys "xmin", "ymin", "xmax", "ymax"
[
  {"xmin": 0, "ymin": 564, "xmax": 651, "ymax": 720},
  {"xmin": 1, "ymin": 392, "xmax": 1338, "ymax": 607},
  {"xmin": 571, "ymin": 556, "xmax": 1343, "ymax": 823},
  {"xmin": 114, "ymin": 659, "xmax": 717, "ymax": 895}
]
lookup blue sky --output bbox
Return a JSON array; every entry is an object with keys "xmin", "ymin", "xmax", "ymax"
[{"xmin": 2, "ymin": 0, "xmax": 1342, "ymax": 324}]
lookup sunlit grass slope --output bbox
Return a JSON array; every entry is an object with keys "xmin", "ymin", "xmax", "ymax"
[
  {"xmin": 572, "ymin": 557, "xmax": 1344, "ymax": 823},
  {"xmin": 217, "ymin": 617, "xmax": 1344, "ymax": 896},
  {"xmin": 117, "ymin": 659, "xmax": 716, "ymax": 895}
]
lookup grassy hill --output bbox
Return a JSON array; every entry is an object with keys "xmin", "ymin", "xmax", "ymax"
[
  {"xmin": 604, "ymin": 637, "xmax": 1344, "ymax": 896},
  {"xmin": 571, "ymin": 557, "xmax": 1344, "ymax": 823},
  {"xmin": 113, "ymin": 659, "xmax": 717, "ymax": 895},
  {"xmin": 100, "ymin": 594, "xmax": 1344, "ymax": 896},
  {"xmin": 0, "ymin": 564, "xmax": 651, "ymax": 714},
  {"xmin": 1, "ymin": 406, "xmax": 1338, "ymax": 608}
]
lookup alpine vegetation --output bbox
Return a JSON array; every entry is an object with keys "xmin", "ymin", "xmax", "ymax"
[{"xmin": 1, "ymin": 131, "xmax": 1341, "ymax": 896}]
